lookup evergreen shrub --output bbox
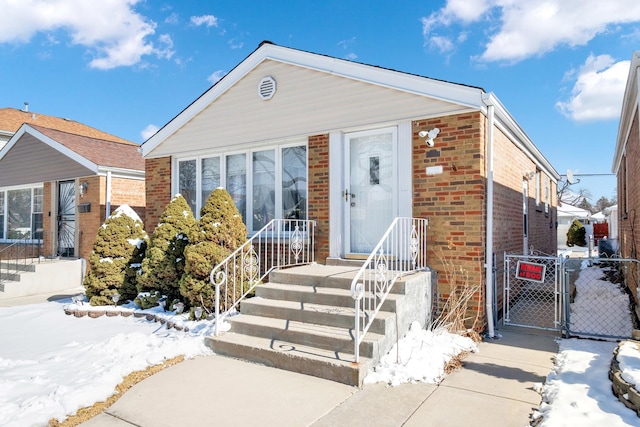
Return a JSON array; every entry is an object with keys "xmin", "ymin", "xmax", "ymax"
[
  {"xmin": 566, "ymin": 219, "xmax": 587, "ymax": 247},
  {"xmin": 138, "ymin": 194, "xmax": 197, "ymax": 305},
  {"xmin": 84, "ymin": 205, "xmax": 148, "ymax": 306},
  {"xmin": 179, "ymin": 188, "xmax": 247, "ymax": 313}
]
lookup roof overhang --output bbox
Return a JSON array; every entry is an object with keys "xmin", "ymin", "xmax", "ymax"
[
  {"xmin": 483, "ymin": 92, "xmax": 561, "ymax": 181},
  {"xmin": 612, "ymin": 51, "xmax": 640, "ymax": 173},
  {"xmin": 0, "ymin": 124, "xmax": 99, "ymax": 187}
]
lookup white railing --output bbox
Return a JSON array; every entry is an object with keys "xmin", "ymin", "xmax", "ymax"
[
  {"xmin": 350, "ymin": 217, "xmax": 429, "ymax": 362},
  {"xmin": 210, "ymin": 219, "xmax": 316, "ymax": 335}
]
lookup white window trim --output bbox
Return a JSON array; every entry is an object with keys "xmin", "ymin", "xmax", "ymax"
[
  {"xmin": 0, "ymin": 183, "xmax": 45, "ymax": 242},
  {"xmin": 174, "ymin": 141, "xmax": 307, "ymax": 232}
]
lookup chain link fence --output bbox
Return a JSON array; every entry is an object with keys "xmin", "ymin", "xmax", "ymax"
[
  {"xmin": 565, "ymin": 258, "xmax": 640, "ymax": 340},
  {"xmin": 503, "ymin": 253, "xmax": 640, "ymax": 340}
]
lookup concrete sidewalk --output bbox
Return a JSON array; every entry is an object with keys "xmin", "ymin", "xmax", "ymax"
[{"xmin": 82, "ymin": 328, "xmax": 558, "ymax": 427}]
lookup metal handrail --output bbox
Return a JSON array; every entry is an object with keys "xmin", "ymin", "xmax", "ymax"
[
  {"xmin": 350, "ymin": 217, "xmax": 428, "ymax": 362},
  {"xmin": 0, "ymin": 235, "xmax": 43, "ymax": 285},
  {"xmin": 210, "ymin": 219, "xmax": 316, "ymax": 335}
]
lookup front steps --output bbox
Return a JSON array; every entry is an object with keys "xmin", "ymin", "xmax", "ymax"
[
  {"xmin": 205, "ymin": 264, "xmax": 432, "ymax": 386},
  {"xmin": 0, "ymin": 258, "xmax": 84, "ymax": 299}
]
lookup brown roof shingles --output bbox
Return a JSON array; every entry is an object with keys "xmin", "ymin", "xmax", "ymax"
[
  {"xmin": 0, "ymin": 107, "xmax": 135, "ymax": 145},
  {"xmin": 31, "ymin": 124, "xmax": 144, "ymax": 172}
]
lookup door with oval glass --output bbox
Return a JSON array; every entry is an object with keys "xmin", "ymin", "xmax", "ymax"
[{"xmin": 344, "ymin": 127, "xmax": 397, "ymax": 255}]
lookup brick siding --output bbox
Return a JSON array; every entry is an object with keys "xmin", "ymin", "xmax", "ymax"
[
  {"xmin": 618, "ymin": 109, "xmax": 640, "ymax": 303},
  {"xmin": 144, "ymin": 157, "xmax": 172, "ymax": 235},
  {"xmin": 307, "ymin": 134, "xmax": 330, "ymax": 262}
]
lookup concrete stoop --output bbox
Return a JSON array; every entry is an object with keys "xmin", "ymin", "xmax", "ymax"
[
  {"xmin": 0, "ymin": 258, "xmax": 83, "ymax": 299},
  {"xmin": 205, "ymin": 264, "xmax": 432, "ymax": 387}
]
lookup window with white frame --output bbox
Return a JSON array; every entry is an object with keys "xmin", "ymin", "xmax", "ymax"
[
  {"xmin": 0, "ymin": 186, "xmax": 44, "ymax": 240},
  {"xmin": 176, "ymin": 143, "xmax": 307, "ymax": 232}
]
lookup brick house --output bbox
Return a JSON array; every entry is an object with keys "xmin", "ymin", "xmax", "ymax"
[
  {"xmin": 141, "ymin": 42, "xmax": 559, "ymax": 332},
  {"xmin": 0, "ymin": 108, "xmax": 145, "ymax": 262},
  {"xmin": 612, "ymin": 50, "xmax": 640, "ymax": 312}
]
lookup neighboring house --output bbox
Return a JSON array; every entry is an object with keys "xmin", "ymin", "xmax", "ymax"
[
  {"xmin": 556, "ymin": 202, "xmax": 591, "ymax": 249},
  {"xmin": 0, "ymin": 108, "xmax": 145, "ymax": 262},
  {"xmin": 612, "ymin": 50, "xmax": 640, "ymax": 308},
  {"xmin": 141, "ymin": 42, "xmax": 560, "ymax": 330}
]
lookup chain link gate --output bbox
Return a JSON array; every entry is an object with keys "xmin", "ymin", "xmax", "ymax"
[
  {"xmin": 503, "ymin": 254, "xmax": 564, "ymax": 331},
  {"xmin": 503, "ymin": 253, "xmax": 640, "ymax": 340}
]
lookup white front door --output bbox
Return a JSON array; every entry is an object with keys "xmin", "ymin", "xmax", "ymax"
[{"xmin": 344, "ymin": 127, "xmax": 397, "ymax": 255}]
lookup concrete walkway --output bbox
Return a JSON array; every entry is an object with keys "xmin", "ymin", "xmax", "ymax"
[{"xmin": 82, "ymin": 327, "xmax": 558, "ymax": 427}]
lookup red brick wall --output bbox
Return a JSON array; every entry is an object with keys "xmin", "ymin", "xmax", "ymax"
[
  {"xmin": 618, "ymin": 108, "xmax": 640, "ymax": 303},
  {"xmin": 492, "ymin": 127, "xmax": 557, "ymax": 257},
  {"xmin": 412, "ymin": 113, "xmax": 486, "ymax": 324},
  {"xmin": 412, "ymin": 112, "xmax": 558, "ymax": 327},
  {"xmin": 307, "ymin": 134, "xmax": 330, "ymax": 262},
  {"xmin": 145, "ymin": 157, "xmax": 172, "ymax": 234}
]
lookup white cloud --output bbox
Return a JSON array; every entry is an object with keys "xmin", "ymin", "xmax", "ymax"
[
  {"xmin": 228, "ymin": 39, "xmax": 243, "ymax": 49},
  {"xmin": 207, "ymin": 70, "xmax": 226, "ymax": 84},
  {"xmin": 141, "ymin": 124, "xmax": 159, "ymax": 141},
  {"xmin": 0, "ymin": 0, "xmax": 171, "ymax": 69},
  {"xmin": 190, "ymin": 15, "xmax": 219, "ymax": 28},
  {"xmin": 421, "ymin": 0, "xmax": 640, "ymax": 63},
  {"xmin": 556, "ymin": 54, "xmax": 630, "ymax": 122}
]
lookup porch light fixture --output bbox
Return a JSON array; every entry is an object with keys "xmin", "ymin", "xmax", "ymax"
[
  {"xmin": 79, "ymin": 181, "xmax": 89, "ymax": 197},
  {"xmin": 419, "ymin": 128, "xmax": 440, "ymax": 147}
]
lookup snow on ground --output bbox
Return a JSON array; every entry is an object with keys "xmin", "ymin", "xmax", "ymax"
[
  {"xmin": 569, "ymin": 262, "xmax": 633, "ymax": 337},
  {"xmin": 533, "ymin": 339, "xmax": 639, "ymax": 426},
  {"xmin": 532, "ymin": 261, "xmax": 640, "ymax": 426},
  {"xmin": 0, "ymin": 298, "xmax": 214, "ymax": 427},
  {"xmin": 364, "ymin": 321, "xmax": 478, "ymax": 386}
]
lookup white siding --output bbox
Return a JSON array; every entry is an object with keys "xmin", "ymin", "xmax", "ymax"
[{"xmin": 149, "ymin": 60, "xmax": 471, "ymax": 158}]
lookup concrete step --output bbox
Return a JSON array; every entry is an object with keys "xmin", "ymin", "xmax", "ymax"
[
  {"xmin": 270, "ymin": 264, "xmax": 409, "ymax": 294},
  {"xmin": 0, "ymin": 270, "xmax": 22, "ymax": 283},
  {"xmin": 255, "ymin": 282, "xmax": 402, "ymax": 311},
  {"xmin": 239, "ymin": 297, "xmax": 394, "ymax": 335},
  {"xmin": 0, "ymin": 261, "xmax": 38, "ymax": 272},
  {"xmin": 225, "ymin": 313, "xmax": 385, "ymax": 358},
  {"xmin": 205, "ymin": 332, "xmax": 372, "ymax": 386}
]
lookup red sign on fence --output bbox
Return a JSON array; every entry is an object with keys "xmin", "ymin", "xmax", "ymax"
[{"xmin": 516, "ymin": 261, "xmax": 546, "ymax": 283}]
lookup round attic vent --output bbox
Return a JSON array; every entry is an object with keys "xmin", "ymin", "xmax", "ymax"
[{"xmin": 258, "ymin": 76, "xmax": 276, "ymax": 100}]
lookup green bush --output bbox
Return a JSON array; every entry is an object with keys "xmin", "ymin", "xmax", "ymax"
[
  {"xmin": 566, "ymin": 219, "xmax": 587, "ymax": 247},
  {"xmin": 84, "ymin": 205, "xmax": 148, "ymax": 306},
  {"xmin": 138, "ymin": 194, "xmax": 197, "ymax": 305},
  {"xmin": 179, "ymin": 188, "xmax": 247, "ymax": 313}
]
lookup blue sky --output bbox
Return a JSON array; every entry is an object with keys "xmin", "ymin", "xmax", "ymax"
[{"xmin": 1, "ymin": 0, "xmax": 639, "ymax": 203}]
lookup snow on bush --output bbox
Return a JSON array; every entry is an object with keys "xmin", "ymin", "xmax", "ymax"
[{"xmin": 84, "ymin": 205, "xmax": 148, "ymax": 306}]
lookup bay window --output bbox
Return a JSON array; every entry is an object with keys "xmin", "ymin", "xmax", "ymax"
[{"xmin": 176, "ymin": 143, "xmax": 307, "ymax": 232}]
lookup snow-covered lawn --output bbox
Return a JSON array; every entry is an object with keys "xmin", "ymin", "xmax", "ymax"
[{"xmin": 0, "ymin": 298, "xmax": 214, "ymax": 427}]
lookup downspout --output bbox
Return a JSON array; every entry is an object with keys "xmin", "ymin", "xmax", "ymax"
[
  {"xmin": 105, "ymin": 171, "xmax": 112, "ymax": 217},
  {"xmin": 483, "ymin": 93, "xmax": 496, "ymax": 338}
]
